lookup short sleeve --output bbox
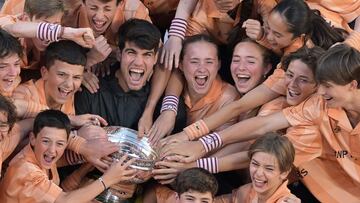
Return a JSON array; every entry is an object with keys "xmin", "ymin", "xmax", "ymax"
[{"xmin": 263, "ymin": 67, "xmax": 287, "ymax": 95}]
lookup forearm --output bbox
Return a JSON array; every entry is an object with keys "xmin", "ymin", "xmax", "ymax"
[
  {"xmin": 204, "ymin": 84, "xmax": 279, "ymax": 131},
  {"xmin": 165, "ymin": 69, "xmax": 184, "ymax": 97},
  {"xmin": 220, "ymin": 111, "xmax": 289, "ymax": 145},
  {"xmin": 218, "ymin": 151, "xmax": 249, "ymax": 172},
  {"xmin": 2, "ymin": 21, "xmax": 39, "ymax": 38},
  {"xmin": 145, "ymin": 65, "xmax": 172, "ymax": 115},
  {"xmin": 55, "ymin": 179, "xmax": 105, "ymax": 203},
  {"xmin": 174, "ymin": 0, "xmax": 198, "ymax": 20}
]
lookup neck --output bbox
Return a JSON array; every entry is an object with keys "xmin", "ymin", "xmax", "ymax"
[
  {"xmin": 115, "ymin": 69, "xmax": 129, "ymax": 92},
  {"xmin": 343, "ymin": 92, "xmax": 360, "ymax": 127},
  {"xmin": 44, "ymin": 87, "xmax": 62, "ymax": 110},
  {"xmin": 257, "ymin": 182, "xmax": 282, "ymax": 203},
  {"xmin": 188, "ymin": 87, "xmax": 205, "ymax": 106}
]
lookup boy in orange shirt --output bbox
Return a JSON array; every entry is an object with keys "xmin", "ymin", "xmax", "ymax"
[{"xmin": 0, "ymin": 109, "xmax": 136, "ymax": 203}]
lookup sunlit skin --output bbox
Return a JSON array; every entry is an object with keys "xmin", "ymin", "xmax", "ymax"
[
  {"xmin": 181, "ymin": 41, "xmax": 220, "ymax": 103},
  {"xmin": 231, "ymin": 42, "xmax": 271, "ymax": 94},
  {"xmin": 29, "ymin": 127, "xmax": 68, "ymax": 170},
  {"xmin": 265, "ymin": 11, "xmax": 296, "ymax": 51},
  {"xmin": 42, "ymin": 60, "xmax": 84, "ymax": 110},
  {"xmin": 249, "ymin": 152, "xmax": 289, "ymax": 202},
  {"xmin": 0, "ymin": 53, "xmax": 21, "ymax": 94},
  {"xmin": 116, "ymin": 41, "xmax": 157, "ymax": 92},
  {"xmin": 84, "ymin": 0, "xmax": 117, "ymax": 37},
  {"xmin": 29, "ymin": 12, "xmax": 64, "ymax": 51},
  {"xmin": 0, "ymin": 111, "xmax": 10, "ymax": 142},
  {"xmin": 176, "ymin": 190, "xmax": 213, "ymax": 203},
  {"xmin": 317, "ymin": 81, "xmax": 357, "ymax": 109},
  {"xmin": 284, "ymin": 59, "xmax": 317, "ymax": 106}
]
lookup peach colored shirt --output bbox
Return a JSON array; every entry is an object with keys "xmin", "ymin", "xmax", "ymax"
[
  {"xmin": 0, "ymin": 124, "xmax": 22, "ymax": 176},
  {"xmin": 0, "ymin": 144, "xmax": 62, "ymax": 203},
  {"xmin": 186, "ymin": 0, "xmax": 241, "ymax": 44},
  {"xmin": 282, "ymin": 94, "xmax": 360, "ymax": 202},
  {"xmin": 257, "ymin": 96, "xmax": 289, "ymax": 117},
  {"xmin": 184, "ymin": 76, "xmax": 240, "ymax": 131},
  {"xmin": 12, "ymin": 78, "xmax": 75, "ymax": 118},
  {"xmin": 215, "ymin": 180, "xmax": 293, "ymax": 203}
]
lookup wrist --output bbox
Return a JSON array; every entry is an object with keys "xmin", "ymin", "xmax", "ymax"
[
  {"xmin": 199, "ymin": 132, "xmax": 223, "ymax": 153},
  {"xmin": 160, "ymin": 95, "xmax": 179, "ymax": 115},
  {"xmin": 168, "ymin": 18, "xmax": 188, "ymax": 40},
  {"xmin": 183, "ymin": 120, "xmax": 209, "ymax": 140},
  {"xmin": 196, "ymin": 157, "xmax": 219, "ymax": 173}
]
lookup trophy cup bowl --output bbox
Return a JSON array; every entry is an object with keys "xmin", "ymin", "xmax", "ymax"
[{"xmin": 96, "ymin": 126, "xmax": 158, "ymax": 203}]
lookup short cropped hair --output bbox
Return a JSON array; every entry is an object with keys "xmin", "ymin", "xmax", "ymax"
[
  {"xmin": 0, "ymin": 94, "xmax": 17, "ymax": 131},
  {"xmin": 180, "ymin": 34, "xmax": 220, "ymax": 61},
  {"xmin": 45, "ymin": 41, "xmax": 87, "ymax": 69},
  {"xmin": 117, "ymin": 19, "xmax": 161, "ymax": 53},
  {"xmin": 282, "ymin": 46, "xmax": 325, "ymax": 76},
  {"xmin": 33, "ymin": 110, "xmax": 71, "ymax": 138},
  {"xmin": 248, "ymin": 133, "xmax": 295, "ymax": 173},
  {"xmin": 316, "ymin": 44, "xmax": 360, "ymax": 88},
  {"xmin": 0, "ymin": 28, "xmax": 23, "ymax": 59},
  {"xmin": 175, "ymin": 168, "xmax": 218, "ymax": 197},
  {"xmin": 24, "ymin": 0, "xmax": 64, "ymax": 19}
]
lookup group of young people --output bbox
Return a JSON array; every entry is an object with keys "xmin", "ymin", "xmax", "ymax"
[{"xmin": 0, "ymin": 0, "xmax": 359, "ymax": 202}]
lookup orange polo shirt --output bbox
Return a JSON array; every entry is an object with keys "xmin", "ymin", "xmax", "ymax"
[
  {"xmin": 0, "ymin": 144, "xmax": 62, "ymax": 203},
  {"xmin": 186, "ymin": 0, "xmax": 241, "ymax": 44},
  {"xmin": 0, "ymin": 123, "xmax": 23, "ymax": 176},
  {"xmin": 257, "ymin": 96, "xmax": 289, "ymax": 117},
  {"xmin": 12, "ymin": 78, "xmax": 75, "ymax": 118},
  {"xmin": 184, "ymin": 76, "xmax": 240, "ymax": 131},
  {"xmin": 282, "ymin": 94, "xmax": 360, "ymax": 202},
  {"xmin": 215, "ymin": 180, "xmax": 294, "ymax": 203}
]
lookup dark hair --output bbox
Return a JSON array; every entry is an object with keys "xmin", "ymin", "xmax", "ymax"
[
  {"xmin": 117, "ymin": 19, "xmax": 161, "ymax": 53},
  {"xmin": 175, "ymin": 168, "xmax": 218, "ymax": 197},
  {"xmin": 180, "ymin": 34, "xmax": 220, "ymax": 61},
  {"xmin": 248, "ymin": 133, "xmax": 295, "ymax": 173},
  {"xmin": 45, "ymin": 41, "xmax": 87, "ymax": 69},
  {"xmin": 24, "ymin": 0, "xmax": 64, "ymax": 19},
  {"xmin": 0, "ymin": 28, "xmax": 23, "ymax": 59},
  {"xmin": 33, "ymin": 109, "xmax": 71, "ymax": 138},
  {"xmin": 316, "ymin": 44, "xmax": 360, "ymax": 87},
  {"xmin": 271, "ymin": 0, "xmax": 346, "ymax": 50},
  {"xmin": 282, "ymin": 46, "xmax": 325, "ymax": 76},
  {"xmin": 227, "ymin": 0, "xmax": 258, "ymax": 49},
  {"xmin": 83, "ymin": 0, "xmax": 121, "ymax": 5},
  {"xmin": 0, "ymin": 94, "xmax": 17, "ymax": 131}
]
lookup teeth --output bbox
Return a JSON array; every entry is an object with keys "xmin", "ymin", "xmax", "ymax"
[
  {"xmin": 236, "ymin": 74, "xmax": 250, "ymax": 79},
  {"xmin": 130, "ymin": 69, "xmax": 144, "ymax": 74},
  {"xmin": 195, "ymin": 75, "xmax": 207, "ymax": 79}
]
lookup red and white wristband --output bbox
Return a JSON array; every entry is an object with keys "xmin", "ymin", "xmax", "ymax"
[
  {"xmin": 36, "ymin": 22, "xmax": 64, "ymax": 42},
  {"xmin": 199, "ymin": 132, "xmax": 223, "ymax": 153},
  {"xmin": 168, "ymin": 18, "xmax": 188, "ymax": 40},
  {"xmin": 197, "ymin": 157, "xmax": 219, "ymax": 174},
  {"xmin": 160, "ymin": 95, "xmax": 179, "ymax": 115}
]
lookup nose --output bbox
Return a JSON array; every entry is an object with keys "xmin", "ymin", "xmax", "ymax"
[
  {"xmin": 94, "ymin": 9, "xmax": 106, "ymax": 20},
  {"xmin": 133, "ymin": 54, "xmax": 144, "ymax": 67},
  {"xmin": 288, "ymin": 78, "xmax": 298, "ymax": 89},
  {"xmin": 317, "ymin": 85, "xmax": 325, "ymax": 95},
  {"xmin": 266, "ymin": 30, "xmax": 274, "ymax": 42},
  {"xmin": 48, "ymin": 142, "xmax": 56, "ymax": 154},
  {"xmin": 254, "ymin": 167, "xmax": 265, "ymax": 177}
]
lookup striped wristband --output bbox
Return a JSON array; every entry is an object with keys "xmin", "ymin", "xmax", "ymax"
[
  {"xmin": 64, "ymin": 150, "xmax": 86, "ymax": 165},
  {"xmin": 168, "ymin": 18, "xmax": 188, "ymax": 40},
  {"xmin": 199, "ymin": 132, "xmax": 223, "ymax": 153},
  {"xmin": 197, "ymin": 157, "xmax": 219, "ymax": 174},
  {"xmin": 36, "ymin": 22, "xmax": 62, "ymax": 42},
  {"xmin": 160, "ymin": 95, "xmax": 179, "ymax": 115},
  {"xmin": 184, "ymin": 120, "xmax": 210, "ymax": 140}
]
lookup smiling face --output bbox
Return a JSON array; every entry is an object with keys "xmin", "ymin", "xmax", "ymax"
[
  {"xmin": 116, "ymin": 41, "xmax": 157, "ymax": 92},
  {"xmin": 42, "ymin": 60, "xmax": 84, "ymax": 109},
  {"xmin": 30, "ymin": 127, "xmax": 67, "ymax": 169},
  {"xmin": 85, "ymin": 0, "xmax": 117, "ymax": 36},
  {"xmin": 231, "ymin": 42, "xmax": 271, "ymax": 94},
  {"xmin": 317, "ymin": 81, "xmax": 355, "ymax": 109},
  {"xmin": 285, "ymin": 59, "xmax": 317, "ymax": 106},
  {"xmin": 265, "ymin": 11, "xmax": 295, "ymax": 51},
  {"xmin": 249, "ymin": 152, "xmax": 288, "ymax": 199},
  {"xmin": 0, "ymin": 111, "xmax": 9, "ymax": 141},
  {"xmin": 181, "ymin": 41, "xmax": 220, "ymax": 98},
  {"xmin": 0, "ymin": 53, "xmax": 21, "ymax": 93},
  {"xmin": 30, "ymin": 12, "xmax": 64, "ymax": 51},
  {"xmin": 177, "ymin": 190, "xmax": 213, "ymax": 203}
]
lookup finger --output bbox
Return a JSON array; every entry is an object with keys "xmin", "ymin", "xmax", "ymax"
[
  {"xmin": 94, "ymin": 115, "xmax": 108, "ymax": 126},
  {"xmin": 174, "ymin": 51, "xmax": 180, "ymax": 69},
  {"xmin": 168, "ymin": 53, "xmax": 174, "ymax": 71},
  {"xmin": 159, "ymin": 178, "xmax": 176, "ymax": 185},
  {"xmin": 160, "ymin": 47, "xmax": 166, "ymax": 64},
  {"xmin": 138, "ymin": 125, "xmax": 145, "ymax": 138},
  {"xmin": 164, "ymin": 52, "xmax": 170, "ymax": 70},
  {"xmin": 154, "ymin": 173, "xmax": 177, "ymax": 180},
  {"xmin": 93, "ymin": 159, "xmax": 110, "ymax": 171}
]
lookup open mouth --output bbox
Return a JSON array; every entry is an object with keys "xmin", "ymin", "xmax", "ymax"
[
  {"xmin": 58, "ymin": 87, "xmax": 72, "ymax": 98},
  {"xmin": 129, "ymin": 68, "xmax": 145, "ymax": 82},
  {"xmin": 92, "ymin": 19, "xmax": 107, "ymax": 32},
  {"xmin": 2, "ymin": 78, "xmax": 15, "ymax": 87},
  {"xmin": 194, "ymin": 75, "xmax": 208, "ymax": 87},
  {"xmin": 236, "ymin": 74, "xmax": 251, "ymax": 84},
  {"xmin": 43, "ymin": 154, "xmax": 56, "ymax": 165},
  {"xmin": 322, "ymin": 95, "xmax": 333, "ymax": 101},
  {"xmin": 253, "ymin": 177, "xmax": 267, "ymax": 188},
  {"xmin": 287, "ymin": 89, "xmax": 300, "ymax": 98}
]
